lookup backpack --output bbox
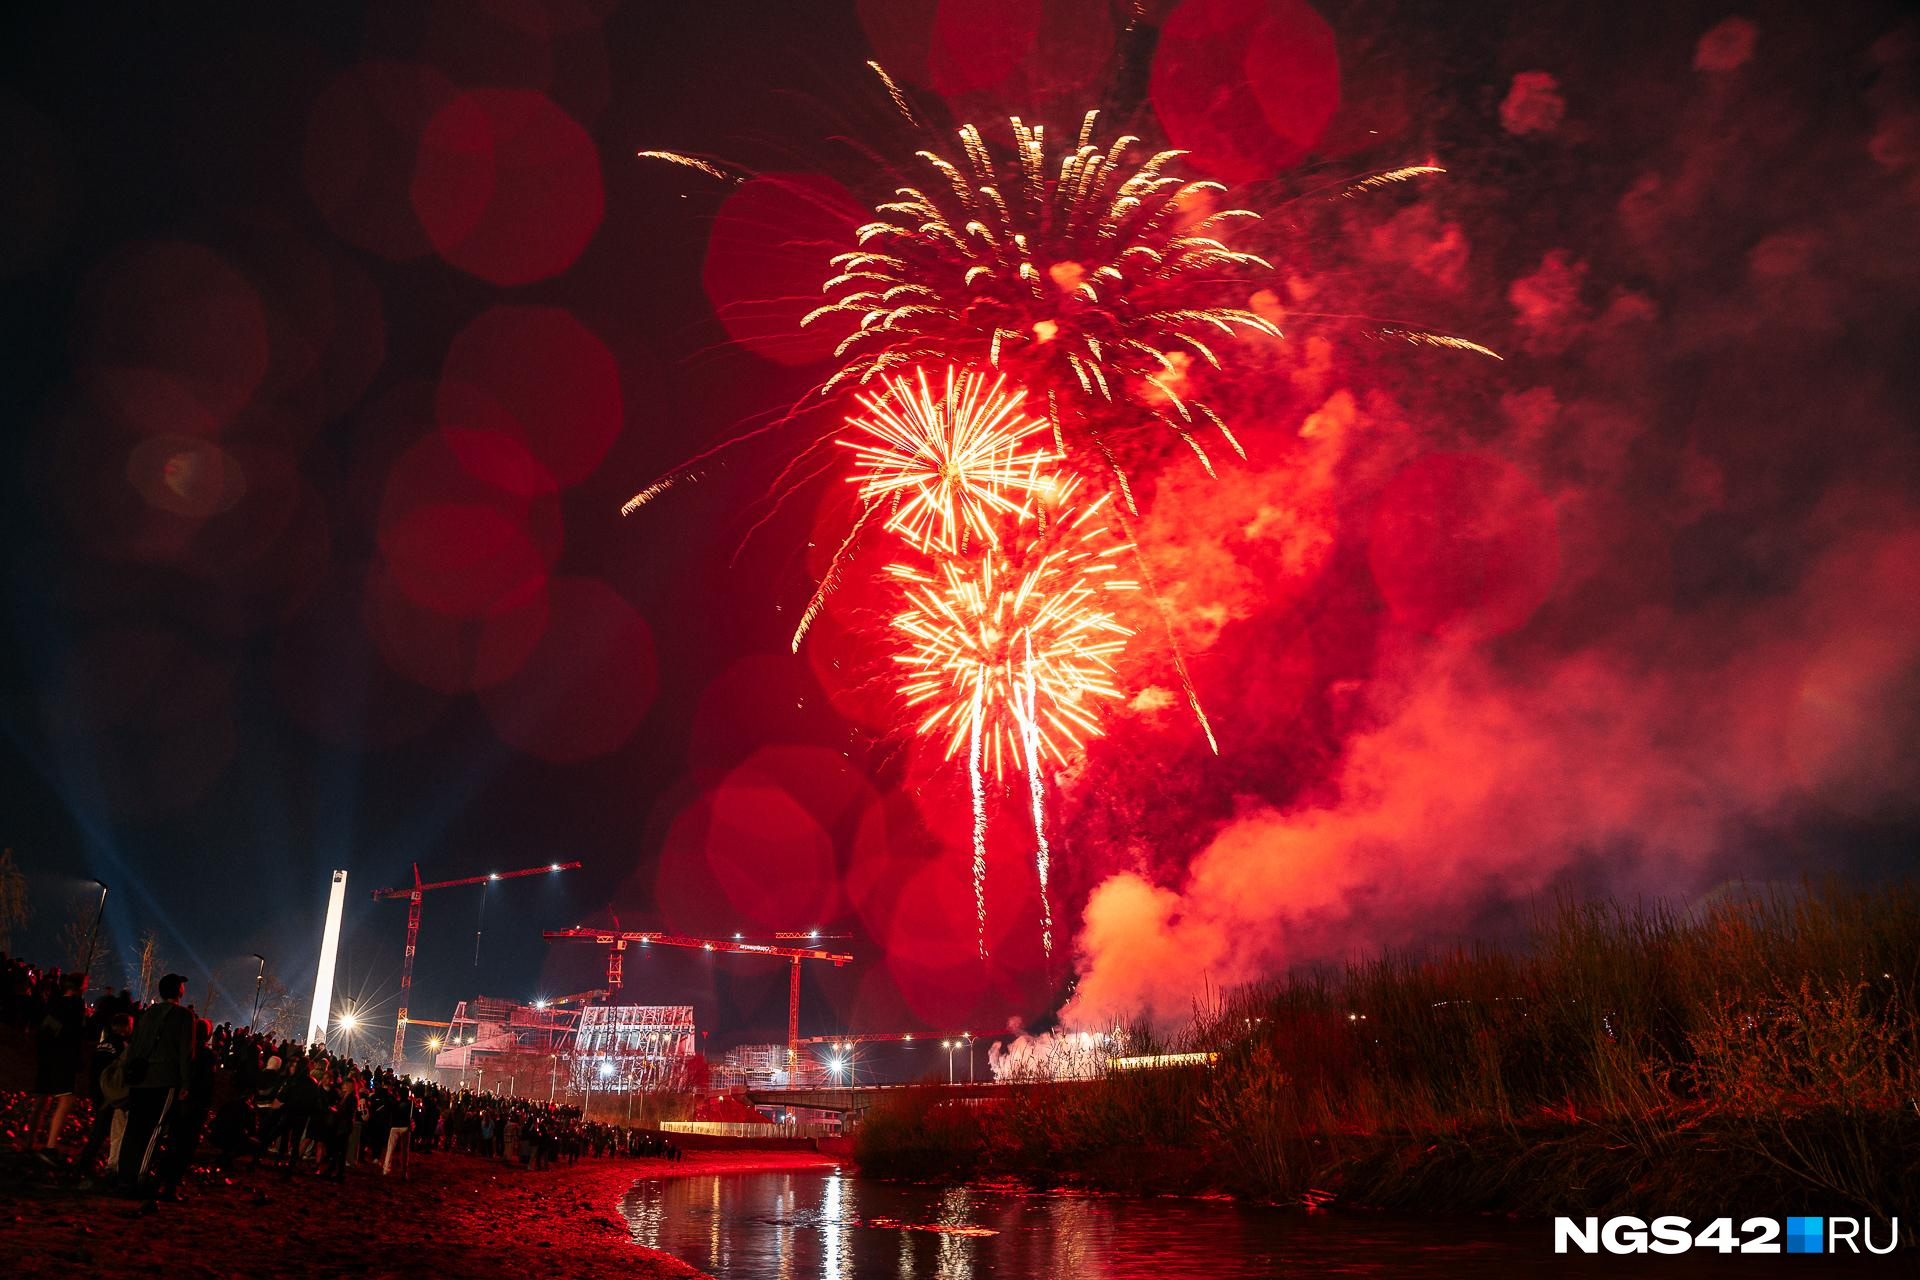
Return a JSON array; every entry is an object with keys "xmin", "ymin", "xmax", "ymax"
[{"xmin": 100, "ymin": 1051, "xmax": 142, "ymax": 1105}]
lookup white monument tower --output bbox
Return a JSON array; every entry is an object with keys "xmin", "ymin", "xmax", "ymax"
[{"xmin": 307, "ymin": 869, "xmax": 348, "ymax": 1046}]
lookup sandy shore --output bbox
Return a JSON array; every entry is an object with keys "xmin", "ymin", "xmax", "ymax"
[{"xmin": 0, "ymin": 1144, "xmax": 841, "ymax": 1279}]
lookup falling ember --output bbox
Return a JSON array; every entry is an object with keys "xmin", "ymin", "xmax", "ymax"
[
  {"xmin": 1015, "ymin": 637, "xmax": 1054, "ymax": 959},
  {"xmin": 804, "ymin": 102, "xmax": 1278, "ymax": 465},
  {"xmin": 838, "ymin": 365, "xmax": 1060, "ymax": 555},
  {"xmin": 968, "ymin": 684, "xmax": 989, "ymax": 960}
]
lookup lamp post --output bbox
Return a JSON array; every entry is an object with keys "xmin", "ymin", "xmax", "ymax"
[
  {"xmin": 81, "ymin": 880, "xmax": 108, "ymax": 987},
  {"xmin": 943, "ymin": 1039, "xmax": 956, "ymax": 1083},
  {"xmin": 249, "ymin": 954, "xmax": 267, "ymax": 1029},
  {"xmin": 965, "ymin": 1034, "xmax": 974, "ymax": 1083}
]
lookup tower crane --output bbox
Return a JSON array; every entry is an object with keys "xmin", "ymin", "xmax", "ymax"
[
  {"xmin": 372, "ymin": 860, "xmax": 580, "ymax": 1069},
  {"xmin": 543, "ymin": 927, "xmax": 852, "ymax": 1072}
]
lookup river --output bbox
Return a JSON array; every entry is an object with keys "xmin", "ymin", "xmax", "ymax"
[{"xmin": 620, "ymin": 1167, "xmax": 1888, "ymax": 1277}]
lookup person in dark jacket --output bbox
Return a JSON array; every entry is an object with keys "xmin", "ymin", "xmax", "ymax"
[
  {"xmin": 27, "ymin": 972, "xmax": 89, "ymax": 1158},
  {"xmin": 153, "ymin": 1016, "xmax": 214, "ymax": 1200},
  {"xmin": 117, "ymin": 973, "xmax": 194, "ymax": 1194}
]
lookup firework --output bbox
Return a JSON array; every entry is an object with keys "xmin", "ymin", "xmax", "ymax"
[
  {"xmin": 840, "ymin": 365, "xmax": 1060, "ymax": 554},
  {"xmin": 803, "ymin": 110, "xmax": 1278, "ymax": 487},
  {"xmin": 887, "ymin": 486, "xmax": 1137, "ymax": 779}
]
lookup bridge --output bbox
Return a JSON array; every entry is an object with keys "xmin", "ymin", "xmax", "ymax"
[{"xmin": 745, "ymin": 1081, "xmax": 1019, "ymax": 1114}]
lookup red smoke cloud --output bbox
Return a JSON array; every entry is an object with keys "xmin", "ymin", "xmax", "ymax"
[{"xmin": 1059, "ymin": 9, "xmax": 1920, "ymax": 1027}]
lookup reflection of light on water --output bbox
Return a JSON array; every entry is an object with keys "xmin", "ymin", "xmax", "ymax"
[
  {"xmin": 823, "ymin": 1169, "xmax": 847, "ymax": 1280},
  {"xmin": 777, "ymin": 1177, "xmax": 793, "ymax": 1280},
  {"xmin": 711, "ymin": 1173, "xmax": 723, "ymax": 1275},
  {"xmin": 863, "ymin": 1217, "xmax": 997, "ymax": 1238},
  {"xmin": 938, "ymin": 1187, "xmax": 978, "ymax": 1279}
]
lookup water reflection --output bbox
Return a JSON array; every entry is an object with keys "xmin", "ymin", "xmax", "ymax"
[{"xmin": 620, "ymin": 1170, "xmax": 1881, "ymax": 1279}]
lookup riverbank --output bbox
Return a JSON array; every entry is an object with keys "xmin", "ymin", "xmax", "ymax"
[
  {"xmin": 856, "ymin": 885, "xmax": 1919, "ymax": 1221},
  {"xmin": 0, "ymin": 1145, "xmax": 839, "ymax": 1279}
]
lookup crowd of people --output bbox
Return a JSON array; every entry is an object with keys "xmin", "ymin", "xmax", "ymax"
[{"xmin": 2, "ymin": 950, "xmax": 683, "ymax": 1204}]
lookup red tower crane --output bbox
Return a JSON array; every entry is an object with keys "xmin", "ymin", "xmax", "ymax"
[
  {"xmin": 543, "ymin": 927, "xmax": 852, "ymax": 1071},
  {"xmin": 373, "ymin": 860, "xmax": 581, "ymax": 1069}
]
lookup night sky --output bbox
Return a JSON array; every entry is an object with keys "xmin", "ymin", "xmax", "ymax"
[{"xmin": 2, "ymin": 1, "xmax": 1916, "ymax": 1056}]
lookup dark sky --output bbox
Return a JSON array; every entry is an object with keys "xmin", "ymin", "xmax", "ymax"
[
  {"xmin": 0, "ymin": 0, "xmax": 891, "ymax": 1051},
  {"xmin": 2, "ymin": 0, "xmax": 1916, "ymax": 1054}
]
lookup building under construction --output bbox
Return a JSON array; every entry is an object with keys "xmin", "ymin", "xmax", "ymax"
[
  {"xmin": 429, "ymin": 995, "xmax": 697, "ymax": 1098},
  {"xmin": 710, "ymin": 1041, "xmax": 829, "ymax": 1091}
]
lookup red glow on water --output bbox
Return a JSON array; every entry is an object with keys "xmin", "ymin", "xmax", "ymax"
[
  {"xmin": 476, "ymin": 576, "xmax": 655, "ymax": 762},
  {"xmin": 1150, "ymin": 0, "xmax": 1340, "ymax": 182},
  {"xmin": 302, "ymin": 62, "xmax": 458, "ymax": 261},
  {"xmin": 438, "ymin": 305, "xmax": 622, "ymax": 493},
  {"xmin": 78, "ymin": 242, "xmax": 270, "ymax": 437},
  {"xmin": 412, "ymin": 89, "xmax": 603, "ymax": 285},
  {"xmin": 1367, "ymin": 452, "xmax": 1561, "ymax": 637},
  {"xmin": 702, "ymin": 174, "xmax": 864, "ymax": 365}
]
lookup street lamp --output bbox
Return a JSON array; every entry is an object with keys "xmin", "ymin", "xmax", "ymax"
[
  {"xmin": 249, "ymin": 954, "xmax": 267, "ymax": 1028},
  {"xmin": 942, "ymin": 1040, "xmax": 956, "ymax": 1083},
  {"xmin": 81, "ymin": 880, "xmax": 108, "ymax": 987},
  {"xmin": 965, "ymin": 1034, "xmax": 974, "ymax": 1083}
]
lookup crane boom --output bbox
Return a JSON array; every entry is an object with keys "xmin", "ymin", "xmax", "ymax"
[
  {"xmin": 374, "ymin": 859, "xmax": 581, "ymax": 1070},
  {"xmin": 373, "ymin": 860, "xmax": 582, "ymax": 899},
  {"xmin": 543, "ymin": 927, "xmax": 852, "ymax": 1073},
  {"xmin": 543, "ymin": 927, "xmax": 851, "ymax": 965}
]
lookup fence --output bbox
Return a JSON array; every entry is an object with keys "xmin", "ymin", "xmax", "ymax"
[{"xmin": 659, "ymin": 1119, "xmax": 839, "ymax": 1140}]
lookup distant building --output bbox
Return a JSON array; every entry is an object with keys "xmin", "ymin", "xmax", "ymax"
[
  {"xmin": 709, "ymin": 1041, "xmax": 828, "ymax": 1091},
  {"xmin": 428, "ymin": 996, "xmax": 697, "ymax": 1098}
]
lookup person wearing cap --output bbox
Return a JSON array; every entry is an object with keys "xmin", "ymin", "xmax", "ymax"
[{"xmin": 117, "ymin": 972, "xmax": 194, "ymax": 1195}]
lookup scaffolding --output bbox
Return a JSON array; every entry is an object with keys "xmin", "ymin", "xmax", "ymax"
[
  {"xmin": 570, "ymin": 1005, "xmax": 697, "ymax": 1093},
  {"xmin": 426, "ymin": 995, "xmax": 701, "ymax": 1102},
  {"xmin": 709, "ymin": 1041, "xmax": 829, "ymax": 1091}
]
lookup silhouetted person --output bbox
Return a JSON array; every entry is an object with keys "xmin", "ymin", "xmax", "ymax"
[
  {"xmin": 118, "ymin": 973, "xmax": 193, "ymax": 1195},
  {"xmin": 27, "ymin": 972, "xmax": 89, "ymax": 1159}
]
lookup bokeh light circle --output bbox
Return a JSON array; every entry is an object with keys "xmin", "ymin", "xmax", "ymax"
[
  {"xmin": 1150, "ymin": 0, "xmax": 1340, "ymax": 183},
  {"xmin": 477, "ymin": 575, "xmax": 655, "ymax": 762},
  {"xmin": 412, "ymin": 88, "xmax": 604, "ymax": 285},
  {"xmin": 438, "ymin": 305, "xmax": 622, "ymax": 493}
]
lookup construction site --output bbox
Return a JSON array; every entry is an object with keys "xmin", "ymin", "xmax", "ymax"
[{"xmin": 358, "ymin": 862, "xmax": 856, "ymax": 1116}]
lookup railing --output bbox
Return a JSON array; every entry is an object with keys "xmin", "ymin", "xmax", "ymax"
[{"xmin": 658, "ymin": 1120, "xmax": 839, "ymax": 1140}]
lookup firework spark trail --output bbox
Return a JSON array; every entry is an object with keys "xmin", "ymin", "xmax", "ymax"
[
  {"xmin": 866, "ymin": 61, "xmax": 919, "ymax": 129},
  {"xmin": 1018, "ymin": 637, "xmax": 1054, "ymax": 959},
  {"xmin": 968, "ymin": 684, "xmax": 989, "ymax": 960},
  {"xmin": 636, "ymin": 150, "xmax": 743, "ymax": 184},
  {"xmin": 1376, "ymin": 327, "xmax": 1505, "ymax": 360},
  {"xmin": 792, "ymin": 500, "xmax": 876, "ymax": 652},
  {"xmin": 1105, "ymin": 496, "xmax": 1219, "ymax": 754},
  {"xmin": 620, "ymin": 389, "xmax": 827, "ymax": 515},
  {"xmin": 1336, "ymin": 164, "xmax": 1447, "ymax": 198}
]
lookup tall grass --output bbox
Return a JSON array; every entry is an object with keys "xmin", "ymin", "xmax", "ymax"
[{"xmin": 855, "ymin": 883, "xmax": 1920, "ymax": 1218}]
